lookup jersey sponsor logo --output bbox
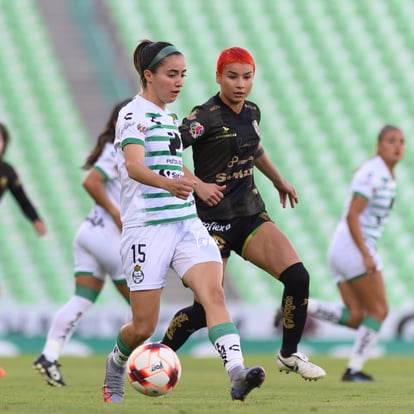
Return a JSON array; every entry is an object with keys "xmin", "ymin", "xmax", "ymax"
[
  {"xmin": 189, "ymin": 121, "xmax": 205, "ymax": 139},
  {"xmin": 124, "ymin": 112, "xmax": 133, "ymax": 120},
  {"xmin": 132, "ymin": 264, "xmax": 144, "ymax": 284},
  {"xmin": 216, "ymin": 167, "xmax": 253, "ymax": 183},
  {"xmin": 203, "ymin": 221, "xmax": 231, "ymax": 232},
  {"xmin": 159, "ymin": 169, "xmax": 183, "ymax": 179}
]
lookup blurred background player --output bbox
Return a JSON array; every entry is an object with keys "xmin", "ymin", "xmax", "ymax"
[
  {"xmin": 0, "ymin": 122, "xmax": 47, "ymax": 237},
  {"xmin": 307, "ymin": 125, "xmax": 405, "ymax": 382},
  {"xmin": 161, "ymin": 46, "xmax": 325, "ymax": 381},
  {"xmin": 33, "ymin": 98, "xmax": 132, "ymax": 386},
  {"xmin": 1, "ymin": 121, "xmax": 46, "ymax": 379}
]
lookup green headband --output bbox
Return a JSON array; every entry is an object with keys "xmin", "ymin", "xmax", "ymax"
[{"xmin": 147, "ymin": 45, "xmax": 180, "ymax": 69}]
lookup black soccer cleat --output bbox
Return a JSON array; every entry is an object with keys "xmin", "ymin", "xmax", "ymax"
[
  {"xmin": 33, "ymin": 354, "xmax": 66, "ymax": 387},
  {"xmin": 341, "ymin": 368, "xmax": 374, "ymax": 382}
]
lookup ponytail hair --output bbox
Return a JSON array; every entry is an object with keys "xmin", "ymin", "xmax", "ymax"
[{"xmin": 82, "ymin": 98, "xmax": 133, "ymax": 170}]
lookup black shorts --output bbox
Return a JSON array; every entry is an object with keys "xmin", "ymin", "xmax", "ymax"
[{"xmin": 201, "ymin": 211, "xmax": 273, "ymax": 258}]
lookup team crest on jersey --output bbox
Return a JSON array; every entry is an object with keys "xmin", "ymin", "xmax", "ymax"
[
  {"xmin": 132, "ymin": 264, "xmax": 144, "ymax": 284},
  {"xmin": 136, "ymin": 123, "xmax": 146, "ymax": 134},
  {"xmin": 189, "ymin": 121, "xmax": 205, "ymax": 139}
]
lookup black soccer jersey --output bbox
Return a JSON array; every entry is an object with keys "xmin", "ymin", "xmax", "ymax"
[
  {"xmin": 180, "ymin": 93, "xmax": 266, "ymax": 220},
  {"xmin": 0, "ymin": 160, "xmax": 40, "ymax": 221}
]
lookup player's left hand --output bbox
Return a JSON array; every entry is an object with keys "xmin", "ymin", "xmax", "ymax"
[{"xmin": 275, "ymin": 180, "xmax": 299, "ymax": 208}]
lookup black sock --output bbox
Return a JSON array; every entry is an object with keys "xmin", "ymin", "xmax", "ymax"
[
  {"xmin": 161, "ymin": 300, "xmax": 206, "ymax": 351},
  {"xmin": 279, "ymin": 262, "xmax": 309, "ymax": 357}
]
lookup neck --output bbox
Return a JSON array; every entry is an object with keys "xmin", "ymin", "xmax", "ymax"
[
  {"xmin": 140, "ymin": 91, "xmax": 166, "ymax": 111},
  {"xmin": 219, "ymin": 93, "xmax": 244, "ymax": 114}
]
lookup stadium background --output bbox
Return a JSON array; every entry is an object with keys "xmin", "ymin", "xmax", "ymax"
[{"xmin": 0, "ymin": 0, "xmax": 413, "ymax": 356}]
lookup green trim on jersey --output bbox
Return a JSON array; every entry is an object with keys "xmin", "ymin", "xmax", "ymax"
[
  {"xmin": 149, "ymin": 164, "xmax": 183, "ymax": 171},
  {"xmin": 143, "ymin": 192, "xmax": 175, "ymax": 199},
  {"xmin": 93, "ymin": 165, "xmax": 109, "ymax": 181},
  {"xmin": 147, "ymin": 124, "xmax": 178, "ymax": 131},
  {"xmin": 147, "ymin": 150, "xmax": 183, "ymax": 157},
  {"xmin": 146, "ymin": 134, "xmax": 178, "ymax": 141},
  {"xmin": 144, "ymin": 202, "xmax": 194, "ymax": 212},
  {"xmin": 121, "ymin": 137, "xmax": 144, "ymax": 148},
  {"xmin": 353, "ymin": 191, "xmax": 369, "ymax": 201},
  {"xmin": 144, "ymin": 213, "xmax": 198, "ymax": 226},
  {"xmin": 75, "ymin": 271, "xmax": 93, "ymax": 277},
  {"xmin": 145, "ymin": 112, "xmax": 162, "ymax": 118}
]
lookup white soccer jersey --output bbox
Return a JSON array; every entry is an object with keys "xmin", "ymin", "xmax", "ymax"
[
  {"xmin": 86, "ymin": 142, "xmax": 120, "ymax": 223},
  {"xmin": 114, "ymin": 95, "xmax": 197, "ymax": 227},
  {"xmin": 340, "ymin": 155, "xmax": 396, "ymax": 243}
]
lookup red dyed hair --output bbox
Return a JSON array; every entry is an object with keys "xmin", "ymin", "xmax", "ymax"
[{"xmin": 216, "ymin": 47, "xmax": 256, "ymax": 74}]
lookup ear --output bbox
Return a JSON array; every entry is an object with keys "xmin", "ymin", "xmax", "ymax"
[
  {"xmin": 143, "ymin": 69, "xmax": 153, "ymax": 84},
  {"xmin": 215, "ymin": 71, "xmax": 221, "ymax": 84}
]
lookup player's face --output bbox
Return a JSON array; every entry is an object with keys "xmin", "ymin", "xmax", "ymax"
[
  {"xmin": 216, "ymin": 63, "xmax": 254, "ymax": 110},
  {"xmin": 377, "ymin": 128, "xmax": 405, "ymax": 167},
  {"xmin": 144, "ymin": 54, "xmax": 186, "ymax": 109}
]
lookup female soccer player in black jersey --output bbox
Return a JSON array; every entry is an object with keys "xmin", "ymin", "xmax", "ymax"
[
  {"xmin": 162, "ymin": 47, "xmax": 326, "ymax": 380},
  {"xmin": 0, "ymin": 122, "xmax": 46, "ymax": 236}
]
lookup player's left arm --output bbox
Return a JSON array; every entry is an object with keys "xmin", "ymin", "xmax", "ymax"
[
  {"xmin": 254, "ymin": 144, "xmax": 299, "ymax": 208},
  {"xmin": 8, "ymin": 167, "xmax": 47, "ymax": 236}
]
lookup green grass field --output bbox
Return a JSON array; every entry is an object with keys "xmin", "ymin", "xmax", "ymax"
[{"xmin": 0, "ymin": 355, "xmax": 413, "ymax": 414}]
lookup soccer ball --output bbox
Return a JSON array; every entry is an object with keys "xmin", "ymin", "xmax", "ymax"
[{"xmin": 127, "ymin": 342, "xmax": 182, "ymax": 397}]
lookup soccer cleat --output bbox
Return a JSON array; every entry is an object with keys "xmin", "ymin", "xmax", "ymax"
[
  {"xmin": 230, "ymin": 366, "xmax": 266, "ymax": 402},
  {"xmin": 102, "ymin": 352, "xmax": 126, "ymax": 403},
  {"xmin": 33, "ymin": 354, "xmax": 66, "ymax": 387},
  {"xmin": 277, "ymin": 351, "xmax": 326, "ymax": 381},
  {"xmin": 341, "ymin": 368, "xmax": 374, "ymax": 382}
]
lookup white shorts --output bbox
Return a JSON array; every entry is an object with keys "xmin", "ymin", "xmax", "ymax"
[
  {"xmin": 121, "ymin": 218, "xmax": 222, "ymax": 291},
  {"xmin": 327, "ymin": 221, "xmax": 382, "ymax": 284},
  {"xmin": 73, "ymin": 218, "xmax": 125, "ymax": 282}
]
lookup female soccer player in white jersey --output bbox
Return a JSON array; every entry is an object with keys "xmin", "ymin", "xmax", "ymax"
[
  {"xmin": 102, "ymin": 40, "xmax": 265, "ymax": 403},
  {"xmin": 307, "ymin": 125, "xmax": 405, "ymax": 382},
  {"xmin": 33, "ymin": 98, "xmax": 132, "ymax": 386}
]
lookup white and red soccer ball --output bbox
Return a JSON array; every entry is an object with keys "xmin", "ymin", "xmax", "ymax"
[{"xmin": 127, "ymin": 342, "xmax": 182, "ymax": 397}]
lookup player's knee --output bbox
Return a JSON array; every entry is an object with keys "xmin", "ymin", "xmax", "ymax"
[
  {"xmin": 130, "ymin": 323, "xmax": 155, "ymax": 343},
  {"xmin": 369, "ymin": 304, "xmax": 388, "ymax": 322},
  {"xmin": 279, "ymin": 262, "xmax": 310, "ymax": 295}
]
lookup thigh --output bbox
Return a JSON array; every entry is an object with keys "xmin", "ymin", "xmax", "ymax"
[
  {"xmin": 173, "ymin": 219, "xmax": 222, "ymax": 278},
  {"xmin": 183, "ymin": 262, "xmax": 231, "ymax": 327},
  {"xmin": 243, "ymin": 221, "xmax": 301, "ymax": 278},
  {"xmin": 75, "ymin": 274, "xmax": 105, "ymax": 291},
  {"xmin": 130, "ymin": 289, "xmax": 162, "ymax": 329},
  {"xmin": 347, "ymin": 271, "xmax": 387, "ymax": 313},
  {"xmin": 73, "ymin": 222, "xmax": 102, "ymax": 278}
]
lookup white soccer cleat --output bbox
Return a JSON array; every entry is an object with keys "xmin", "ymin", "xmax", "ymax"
[{"xmin": 276, "ymin": 351, "xmax": 326, "ymax": 381}]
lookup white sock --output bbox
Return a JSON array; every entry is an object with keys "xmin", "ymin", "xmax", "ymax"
[
  {"xmin": 213, "ymin": 333, "xmax": 244, "ymax": 374},
  {"xmin": 307, "ymin": 298, "xmax": 346, "ymax": 325},
  {"xmin": 42, "ymin": 295, "xmax": 93, "ymax": 361},
  {"xmin": 348, "ymin": 324, "xmax": 379, "ymax": 372}
]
